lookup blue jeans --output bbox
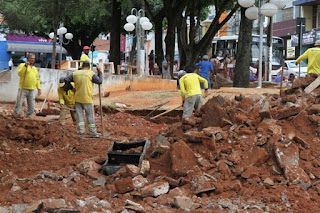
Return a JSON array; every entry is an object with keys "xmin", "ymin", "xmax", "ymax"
[{"xmin": 200, "ymin": 74, "xmax": 211, "ymax": 89}]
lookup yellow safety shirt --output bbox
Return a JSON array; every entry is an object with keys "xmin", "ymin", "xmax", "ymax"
[
  {"xmin": 179, "ymin": 73, "xmax": 208, "ymax": 101},
  {"xmin": 58, "ymin": 82, "xmax": 75, "ymax": 107},
  {"xmin": 73, "ymin": 70, "xmax": 95, "ymax": 104},
  {"xmin": 80, "ymin": 54, "xmax": 92, "ymax": 69},
  {"xmin": 18, "ymin": 63, "xmax": 41, "ymax": 90},
  {"xmin": 297, "ymin": 47, "xmax": 320, "ymax": 74}
]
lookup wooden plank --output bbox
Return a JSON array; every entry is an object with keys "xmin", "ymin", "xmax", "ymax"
[
  {"xmin": 151, "ymin": 106, "xmax": 181, "ymax": 119},
  {"xmin": 304, "ymin": 76, "xmax": 320, "ymax": 93}
]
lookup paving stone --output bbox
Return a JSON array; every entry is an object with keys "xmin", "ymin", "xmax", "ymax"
[
  {"xmin": 140, "ymin": 181, "xmax": 169, "ymax": 197},
  {"xmin": 173, "ymin": 196, "xmax": 194, "ymax": 211}
]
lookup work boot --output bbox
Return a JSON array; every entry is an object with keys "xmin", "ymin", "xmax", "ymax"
[{"xmin": 88, "ymin": 132, "xmax": 101, "ymax": 138}]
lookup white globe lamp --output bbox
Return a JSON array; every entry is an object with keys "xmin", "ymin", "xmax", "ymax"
[
  {"xmin": 139, "ymin": 17, "xmax": 150, "ymax": 25},
  {"xmin": 124, "ymin": 23, "xmax": 135, "ymax": 32},
  {"xmin": 269, "ymin": 0, "xmax": 287, "ymax": 9},
  {"xmin": 142, "ymin": 22, "xmax": 152, "ymax": 30},
  {"xmin": 245, "ymin": 6, "xmax": 259, "ymax": 20},
  {"xmin": 49, "ymin": 32, "xmax": 54, "ymax": 39},
  {"xmin": 65, "ymin": 33, "xmax": 73, "ymax": 40},
  {"xmin": 238, "ymin": 0, "xmax": 255, "ymax": 8},
  {"xmin": 126, "ymin": 15, "xmax": 137, "ymax": 24},
  {"xmin": 58, "ymin": 27, "xmax": 67, "ymax": 35},
  {"xmin": 261, "ymin": 3, "xmax": 278, "ymax": 17}
]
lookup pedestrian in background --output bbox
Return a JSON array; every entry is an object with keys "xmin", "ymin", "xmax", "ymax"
[
  {"xmin": 179, "ymin": 71, "xmax": 208, "ymax": 119},
  {"xmin": 13, "ymin": 53, "xmax": 41, "ymax": 118},
  {"xmin": 148, "ymin": 50, "xmax": 155, "ymax": 75},
  {"xmin": 296, "ymin": 40, "xmax": 320, "ymax": 75},
  {"xmin": 195, "ymin": 55, "xmax": 213, "ymax": 89},
  {"xmin": 8, "ymin": 58, "xmax": 13, "ymax": 70},
  {"xmin": 64, "ymin": 61, "xmax": 103, "ymax": 137},
  {"xmin": 162, "ymin": 55, "xmax": 171, "ymax": 79},
  {"xmin": 80, "ymin": 46, "xmax": 91, "ymax": 69},
  {"xmin": 58, "ymin": 77, "xmax": 77, "ymax": 126}
]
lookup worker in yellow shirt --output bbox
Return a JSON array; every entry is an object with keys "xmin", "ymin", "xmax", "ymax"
[
  {"xmin": 296, "ymin": 40, "xmax": 320, "ymax": 75},
  {"xmin": 58, "ymin": 77, "xmax": 77, "ymax": 125},
  {"xmin": 64, "ymin": 61, "xmax": 103, "ymax": 137},
  {"xmin": 13, "ymin": 53, "xmax": 41, "ymax": 118},
  {"xmin": 178, "ymin": 70, "xmax": 208, "ymax": 119},
  {"xmin": 80, "ymin": 46, "xmax": 91, "ymax": 69}
]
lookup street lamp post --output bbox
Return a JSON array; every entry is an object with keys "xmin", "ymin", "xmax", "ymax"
[
  {"xmin": 49, "ymin": 24, "xmax": 73, "ymax": 70},
  {"xmin": 238, "ymin": 0, "xmax": 286, "ymax": 88},
  {"xmin": 124, "ymin": 8, "xmax": 153, "ymax": 75}
]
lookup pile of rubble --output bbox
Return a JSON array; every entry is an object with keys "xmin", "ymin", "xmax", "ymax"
[
  {"xmin": 103, "ymin": 75, "xmax": 320, "ymax": 212},
  {"xmin": 2, "ymin": 75, "xmax": 320, "ymax": 212}
]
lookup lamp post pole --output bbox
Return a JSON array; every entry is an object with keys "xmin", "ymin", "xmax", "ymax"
[{"xmin": 257, "ymin": 0, "xmax": 264, "ymax": 88}]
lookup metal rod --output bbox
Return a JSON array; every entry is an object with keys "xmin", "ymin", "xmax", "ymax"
[{"xmin": 258, "ymin": 0, "xmax": 264, "ymax": 88}]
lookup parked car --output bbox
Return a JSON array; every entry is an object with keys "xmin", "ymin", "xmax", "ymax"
[{"xmin": 271, "ymin": 60, "xmax": 308, "ymax": 82}]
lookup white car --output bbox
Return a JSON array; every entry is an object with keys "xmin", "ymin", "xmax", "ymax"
[{"xmin": 271, "ymin": 60, "xmax": 308, "ymax": 82}]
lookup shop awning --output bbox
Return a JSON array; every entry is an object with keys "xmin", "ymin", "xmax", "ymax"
[
  {"xmin": 7, "ymin": 42, "xmax": 67, "ymax": 54},
  {"xmin": 293, "ymin": 0, "xmax": 318, "ymax": 6}
]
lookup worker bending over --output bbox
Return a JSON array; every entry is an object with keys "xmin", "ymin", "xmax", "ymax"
[
  {"xmin": 178, "ymin": 70, "xmax": 208, "ymax": 119},
  {"xmin": 64, "ymin": 61, "xmax": 103, "ymax": 137},
  {"xmin": 58, "ymin": 77, "xmax": 77, "ymax": 125}
]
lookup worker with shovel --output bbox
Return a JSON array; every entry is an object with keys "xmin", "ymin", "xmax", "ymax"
[
  {"xmin": 64, "ymin": 61, "xmax": 103, "ymax": 137},
  {"xmin": 58, "ymin": 77, "xmax": 77, "ymax": 125},
  {"xmin": 179, "ymin": 70, "xmax": 208, "ymax": 119},
  {"xmin": 13, "ymin": 53, "xmax": 41, "ymax": 118}
]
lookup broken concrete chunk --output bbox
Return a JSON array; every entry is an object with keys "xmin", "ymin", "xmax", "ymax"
[
  {"xmin": 132, "ymin": 175, "xmax": 148, "ymax": 189},
  {"xmin": 140, "ymin": 181, "xmax": 169, "ymax": 197},
  {"xmin": 274, "ymin": 105, "xmax": 302, "ymax": 120},
  {"xmin": 171, "ymin": 140, "xmax": 197, "ymax": 176},
  {"xmin": 172, "ymin": 196, "xmax": 194, "ymax": 211},
  {"xmin": 184, "ymin": 131, "xmax": 209, "ymax": 143},
  {"xmin": 140, "ymin": 160, "xmax": 150, "ymax": 176},
  {"xmin": 274, "ymin": 142, "xmax": 299, "ymax": 169},
  {"xmin": 284, "ymin": 166, "xmax": 311, "ymax": 190},
  {"xmin": 126, "ymin": 164, "xmax": 140, "ymax": 177},
  {"xmin": 263, "ymin": 178, "xmax": 274, "ymax": 186}
]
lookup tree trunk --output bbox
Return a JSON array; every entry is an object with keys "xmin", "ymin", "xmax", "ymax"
[
  {"xmin": 110, "ymin": 0, "xmax": 121, "ymax": 72},
  {"xmin": 233, "ymin": 7, "xmax": 252, "ymax": 88},
  {"xmin": 177, "ymin": 16, "xmax": 186, "ymax": 69},
  {"xmin": 154, "ymin": 12, "xmax": 164, "ymax": 75},
  {"xmin": 165, "ymin": 17, "xmax": 176, "ymax": 78}
]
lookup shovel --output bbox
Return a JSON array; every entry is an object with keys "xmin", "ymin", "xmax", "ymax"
[{"xmin": 36, "ymin": 83, "xmax": 53, "ymax": 117}]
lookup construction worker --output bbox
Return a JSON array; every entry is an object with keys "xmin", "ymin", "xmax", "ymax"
[
  {"xmin": 64, "ymin": 61, "xmax": 102, "ymax": 137},
  {"xmin": 58, "ymin": 77, "xmax": 77, "ymax": 125},
  {"xmin": 13, "ymin": 53, "xmax": 41, "ymax": 118},
  {"xmin": 296, "ymin": 40, "xmax": 320, "ymax": 75},
  {"xmin": 80, "ymin": 46, "xmax": 92, "ymax": 69},
  {"xmin": 179, "ymin": 70, "xmax": 208, "ymax": 119}
]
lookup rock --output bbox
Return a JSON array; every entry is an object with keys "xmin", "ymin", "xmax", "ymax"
[
  {"xmin": 196, "ymin": 154, "xmax": 214, "ymax": 169},
  {"xmin": 300, "ymin": 150, "xmax": 314, "ymax": 161},
  {"xmin": 98, "ymin": 200, "xmax": 111, "ymax": 209},
  {"xmin": 155, "ymin": 134, "xmax": 169, "ymax": 145},
  {"xmin": 227, "ymin": 150, "xmax": 242, "ymax": 165},
  {"xmin": 218, "ymin": 162, "xmax": 230, "ymax": 180},
  {"xmin": 202, "ymin": 126, "xmax": 222, "ymax": 137},
  {"xmin": 114, "ymin": 177, "xmax": 134, "ymax": 194},
  {"xmin": 10, "ymin": 183, "xmax": 20, "ymax": 192},
  {"xmin": 140, "ymin": 181, "xmax": 169, "ymax": 197},
  {"xmin": 11, "ymin": 204, "xmax": 27, "ymax": 213},
  {"xmin": 274, "ymin": 105, "xmax": 302, "ymax": 120},
  {"xmin": 184, "ymin": 131, "xmax": 209, "ymax": 143},
  {"xmin": 263, "ymin": 178, "xmax": 274, "ymax": 186},
  {"xmin": 132, "ymin": 175, "xmax": 148, "ymax": 189},
  {"xmin": 173, "ymin": 196, "xmax": 194, "ymax": 211},
  {"xmin": 0, "ymin": 207, "xmax": 9, "ymax": 213},
  {"xmin": 76, "ymin": 200, "xmax": 86, "ymax": 207},
  {"xmin": 182, "ymin": 117, "xmax": 202, "ymax": 126},
  {"xmin": 218, "ymin": 199, "xmax": 233, "ymax": 209},
  {"xmin": 171, "ymin": 140, "xmax": 197, "ymax": 176},
  {"xmin": 274, "ymin": 142, "xmax": 299, "ymax": 169},
  {"xmin": 282, "ymin": 94, "xmax": 297, "ymax": 104},
  {"xmin": 42, "ymin": 198, "xmax": 67, "ymax": 209},
  {"xmin": 140, "ymin": 160, "xmax": 150, "ymax": 176},
  {"xmin": 126, "ymin": 165, "xmax": 140, "ymax": 177},
  {"xmin": 293, "ymin": 136, "xmax": 310, "ymax": 149},
  {"xmin": 190, "ymin": 174, "xmax": 207, "ymax": 191},
  {"xmin": 241, "ymin": 166, "xmax": 259, "ymax": 179},
  {"xmin": 259, "ymin": 101, "xmax": 271, "ymax": 120},
  {"xmin": 93, "ymin": 177, "xmax": 106, "ymax": 187},
  {"xmin": 125, "ymin": 200, "xmax": 145, "ymax": 212},
  {"xmin": 284, "ymin": 166, "xmax": 311, "ymax": 190},
  {"xmin": 77, "ymin": 159, "xmax": 101, "ymax": 178},
  {"xmin": 242, "ymin": 146, "xmax": 269, "ymax": 167},
  {"xmin": 306, "ymin": 104, "xmax": 320, "ymax": 115},
  {"xmin": 85, "ymin": 196, "xmax": 100, "ymax": 206}
]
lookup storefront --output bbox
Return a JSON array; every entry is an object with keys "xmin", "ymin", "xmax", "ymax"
[{"xmin": 0, "ymin": 33, "xmax": 66, "ymax": 70}]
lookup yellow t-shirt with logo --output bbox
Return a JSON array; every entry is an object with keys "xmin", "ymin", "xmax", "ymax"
[
  {"xmin": 297, "ymin": 47, "xmax": 320, "ymax": 74},
  {"xmin": 73, "ymin": 70, "xmax": 95, "ymax": 104},
  {"xmin": 58, "ymin": 82, "xmax": 75, "ymax": 107},
  {"xmin": 18, "ymin": 63, "xmax": 41, "ymax": 90}
]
